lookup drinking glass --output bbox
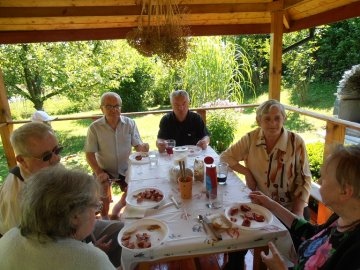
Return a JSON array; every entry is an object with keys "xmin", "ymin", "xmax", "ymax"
[
  {"xmin": 165, "ymin": 139, "xmax": 176, "ymax": 156},
  {"xmin": 217, "ymin": 162, "xmax": 229, "ymax": 185}
]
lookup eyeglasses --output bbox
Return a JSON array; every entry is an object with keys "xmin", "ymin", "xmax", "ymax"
[
  {"xmin": 89, "ymin": 201, "xmax": 103, "ymax": 214},
  {"xmin": 103, "ymin": 105, "xmax": 121, "ymax": 110},
  {"xmin": 28, "ymin": 146, "xmax": 63, "ymax": 162}
]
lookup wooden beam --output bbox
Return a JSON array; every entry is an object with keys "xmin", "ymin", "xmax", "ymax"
[
  {"xmin": 268, "ymin": 10, "xmax": 283, "ymax": 101},
  {"xmin": 0, "ymin": 24, "xmax": 271, "ymax": 44},
  {"xmin": 323, "ymin": 121, "xmax": 345, "ymax": 160},
  {"xmin": 0, "ymin": 70, "xmax": 16, "ymax": 168},
  {"xmin": 288, "ymin": 1, "xmax": 360, "ymax": 33}
]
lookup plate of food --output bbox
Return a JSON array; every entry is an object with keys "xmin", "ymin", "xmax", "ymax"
[
  {"xmin": 118, "ymin": 218, "xmax": 169, "ymax": 252},
  {"xmin": 126, "ymin": 187, "xmax": 165, "ymax": 209},
  {"xmin": 225, "ymin": 202, "xmax": 273, "ymax": 230},
  {"xmin": 184, "ymin": 145, "xmax": 202, "ymax": 156},
  {"xmin": 129, "ymin": 152, "xmax": 150, "ymax": 164}
]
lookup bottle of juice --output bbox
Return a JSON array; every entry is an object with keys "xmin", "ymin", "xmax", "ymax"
[{"xmin": 204, "ymin": 156, "xmax": 217, "ymax": 199}]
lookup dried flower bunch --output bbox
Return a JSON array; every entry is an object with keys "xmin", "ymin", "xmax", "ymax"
[{"xmin": 127, "ymin": 0, "xmax": 190, "ymax": 62}]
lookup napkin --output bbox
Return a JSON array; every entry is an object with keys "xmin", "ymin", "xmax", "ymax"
[{"xmin": 122, "ymin": 205, "xmax": 146, "ymax": 219}]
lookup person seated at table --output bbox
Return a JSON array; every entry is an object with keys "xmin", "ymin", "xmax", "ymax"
[
  {"xmin": 220, "ymin": 99, "xmax": 312, "ymax": 270},
  {"xmin": 85, "ymin": 92, "xmax": 149, "ymax": 220},
  {"xmin": 156, "ymin": 89, "xmax": 210, "ymax": 153},
  {"xmin": 250, "ymin": 144, "xmax": 360, "ymax": 270},
  {"xmin": 0, "ymin": 122, "xmax": 123, "ymax": 267},
  {"xmin": 0, "ymin": 165, "xmax": 117, "ymax": 270}
]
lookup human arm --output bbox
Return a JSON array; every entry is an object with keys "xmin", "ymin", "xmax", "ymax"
[
  {"xmin": 85, "ymin": 152, "xmax": 109, "ymax": 183},
  {"xmin": 260, "ymin": 241, "xmax": 288, "ymax": 270},
  {"xmin": 196, "ymin": 135, "xmax": 210, "ymax": 150},
  {"xmin": 249, "ymin": 190, "xmax": 297, "ymax": 228},
  {"xmin": 220, "ymin": 134, "xmax": 257, "ymax": 190}
]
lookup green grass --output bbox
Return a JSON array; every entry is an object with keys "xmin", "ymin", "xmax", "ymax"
[{"xmin": 0, "ymin": 82, "xmax": 337, "ymax": 184}]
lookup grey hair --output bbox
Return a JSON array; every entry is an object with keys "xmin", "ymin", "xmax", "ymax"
[
  {"xmin": 256, "ymin": 99, "xmax": 286, "ymax": 124},
  {"xmin": 10, "ymin": 122, "xmax": 54, "ymax": 156},
  {"xmin": 100, "ymin": 92, "xmax": 122, "ymax": 106},
  {"xmin": 326, "ymin": 144, "xmax": 360, "ymax": 198},
  {"xmin": 170, "ymin": 90, "xmax": 190, "ymax": 104},
  {"xmin": 20, "ymin": 164, "xmax": 100, "ymax": 241}
]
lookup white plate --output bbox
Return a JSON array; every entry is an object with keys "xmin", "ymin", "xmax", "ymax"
[
  {"xmin": 225, "ymin": 202, "xmax": 273, "ymax": 230},
  {"xmin": 184, "ymin": 145, "xmax": 202, "ymax": 156},
  {"xmin": 126, "ymin": 187, "xmax": 165, "ymax": 209},
  {"xmin": 118, "ymin": 218, "xmax": 169, "ymax": 252},
  {"xmin": 129, "ymin": 152, "xmax": 150, "ymax": 164}
]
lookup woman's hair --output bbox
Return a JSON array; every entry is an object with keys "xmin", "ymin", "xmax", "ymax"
[
  {"xmin": 20, "ymin": 164, "xmax": 100, "ymax": 240},
  {"xmin": 170, "ymin": 90, "xmax": 190, "ymax": 104},
  {"xmin": 255, "ymin": 99, "xmax": 286, "ymax": 124},
  {"xmin": 327, "ymin": 144, "xmax": 360, "ymax": 198},
  {"xmin": 10, "ymin": 122, "xmax": 54, "ymax": 156}
]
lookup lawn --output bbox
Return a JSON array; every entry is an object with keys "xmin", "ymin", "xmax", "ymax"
[{"xmin": 0, "ymin": 83, "xmax": 336, "ymax": 184}]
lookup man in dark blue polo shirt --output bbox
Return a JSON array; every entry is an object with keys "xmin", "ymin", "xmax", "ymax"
[{"xmin": 156, "ymin": 90, "xmax": 210, "ymax": 152}]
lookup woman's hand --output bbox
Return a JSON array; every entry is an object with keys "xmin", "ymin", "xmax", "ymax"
[
  {"xmin": 94, "ymin": 234, "xmax": 112, "ymax": 253},
  {"xmin": 261, "ymin": 241, "xmax": 287, "ymax": 270},
  {"xmin": 249, "ymin": 191, "xmax": 275, "ymax": 210}
]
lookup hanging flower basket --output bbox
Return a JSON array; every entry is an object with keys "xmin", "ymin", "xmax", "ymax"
[{"xmin": 127, "ymin": 0, "xmax": 190, "ymax": 62}]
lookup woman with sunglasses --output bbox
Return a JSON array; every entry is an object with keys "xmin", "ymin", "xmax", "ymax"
[{"xmin": 0, "ymin": 165, "xmax": 117, "ymax": 269}]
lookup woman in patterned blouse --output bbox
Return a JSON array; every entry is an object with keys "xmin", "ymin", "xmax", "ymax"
[{"xmin": 250, "ymin": 144, "xmax": 360, "ymax": 270}]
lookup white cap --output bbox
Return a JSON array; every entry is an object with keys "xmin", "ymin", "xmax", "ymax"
[{"xmin": 31, "ymin": 111, "xmax": 56, "ymax": 122}]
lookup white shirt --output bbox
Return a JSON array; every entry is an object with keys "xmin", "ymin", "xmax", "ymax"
[
  {"xmin": 85, "ymin": 115, "xmax": 143, "ymax": 177},
  {"xmin": 0, "ymin": 228, "xmax": 115, "ymax": 270}
]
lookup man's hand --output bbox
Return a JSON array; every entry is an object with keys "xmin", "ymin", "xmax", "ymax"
[
  {"xmin": 260, "ymin": 242, "xmax": 287, "ymax": 270},
  {"xmin": 156, "ymin": 139, "xmax": 166, "ymax": 153},
  {"xmin": 196, "ymin": 136, "xmax": 209, "ymax": 150},
  {"xmin": 136, "ymin": 143, "xmax": 149, "ymax": 152},
  {"xmin": 94, "ymin": 234, "xmax": 112, "ymax": 253}
]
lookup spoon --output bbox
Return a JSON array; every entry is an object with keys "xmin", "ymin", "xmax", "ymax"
[{"xmin": 197, "ymin": 215, "xmax": 208, "ymax": 233}]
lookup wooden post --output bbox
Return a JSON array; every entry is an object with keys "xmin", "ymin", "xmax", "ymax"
[
  {"xmin": 269, "ymin": 10, "xmax": 283, "ymax": 101},
  {"xmin": 196, "ymin": 109, "xmax": 206, "ymax": 125},
  {"xmin": 323, "ymin": 121, "xmax": 345, "ymax": 159},
  {"xmin": 0, "ymin": 70, "xmax": 16, "ymax": 168}
]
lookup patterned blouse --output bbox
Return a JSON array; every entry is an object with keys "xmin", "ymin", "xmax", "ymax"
[{"xmin": 291, "ymin": 214, "xmax": 360, "ymax": 270}]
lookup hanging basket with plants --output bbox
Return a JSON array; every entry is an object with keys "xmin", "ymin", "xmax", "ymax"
[{"xmin": 127, "ymin": 0, "xmax": 190, "ymax": 62}]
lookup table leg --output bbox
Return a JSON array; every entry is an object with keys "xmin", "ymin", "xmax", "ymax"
[{"xmin": 253, "ymin": 246, "xmax": 268, "ymax": 270}]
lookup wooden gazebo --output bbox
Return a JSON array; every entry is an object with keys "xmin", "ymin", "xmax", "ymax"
[{"xmin": 1, "ymin": 0, "xmax": 360, "ymax": 167}]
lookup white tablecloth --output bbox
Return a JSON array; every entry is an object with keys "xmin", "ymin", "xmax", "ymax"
[{"xmin": 120, "ymin": 147, "xmax": 295, "ymax": 270}]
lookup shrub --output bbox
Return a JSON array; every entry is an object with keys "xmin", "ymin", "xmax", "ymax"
[
  {"xmin": 207, "ymin": 110, "xmax": 237, "ymax": 154},
  {"xmin": 306, "ymin": 142, "xmax": 324, "ymax": 182}
]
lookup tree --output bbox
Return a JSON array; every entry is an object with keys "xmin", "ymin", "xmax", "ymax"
[{"xmin": 0, "ymin": 41, "xmax": 138, "ymax": 110}]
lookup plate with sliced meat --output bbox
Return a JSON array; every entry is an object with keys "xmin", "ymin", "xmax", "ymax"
[
  {"xmin": 184, "ymin": 145, "xmax": 202, "ymax": 157},
  {"xmin": 118, "ymin": 218, "xmax": 169, "ymax": 252},
  {"xmin": 225, "ymin": 202, "xmax": 273, "ymax": 230},
  {"xmin": 126, "ymin": 187, "xmax": 165, "ymax": 209},
  {"xmin": 129, "ymin": 152, "xmax": 150, "ymax": 164}
]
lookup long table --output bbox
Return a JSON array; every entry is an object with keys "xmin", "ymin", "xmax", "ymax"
[{"xmin": 120, "ymin": 146, "xmax": 295, "ymax": 270}]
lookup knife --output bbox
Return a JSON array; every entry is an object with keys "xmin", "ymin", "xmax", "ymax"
[
  {"xmin": 170, "ymin": 195, "xmax": 180, "ymax": 209},
  {"xmin": 203, "ymin": 215, "xmax": 222, "ymax": 240}
]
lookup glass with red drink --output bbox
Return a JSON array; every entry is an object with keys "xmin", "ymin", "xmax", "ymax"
[{"xmin": 165, "ymin": 139, "xmax": 176, "ymax": 156}]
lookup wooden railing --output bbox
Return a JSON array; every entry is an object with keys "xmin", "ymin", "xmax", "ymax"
[{"xmin": 2, "ymin": 103, "xmax": 360, "ymax": 223}]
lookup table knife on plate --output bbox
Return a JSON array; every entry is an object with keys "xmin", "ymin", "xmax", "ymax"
[{"xmin": 203, "ymin": 215, "xmax": 222, "ymax": 240}]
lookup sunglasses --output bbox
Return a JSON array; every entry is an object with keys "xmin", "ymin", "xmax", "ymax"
[
  {"xmin": 29, "ymin": 146, "xmax": 64, "ymax": 162},
  {"xmin": 103, "ymin": 105, "xmax": 121, "ymax": 110}
]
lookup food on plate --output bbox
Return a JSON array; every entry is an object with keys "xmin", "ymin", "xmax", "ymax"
[
  {"xmin": 135, "ymin": 155, "xmax": 142, "ymax": 161},
  {"xmin": 121, "ymin": 231, "xmax": 152, "ymax": 249},
  {"xmin": 228, "ymin": 203, "xmax": 266, "ymax": 228},
  {"xmin": 133, "ymin": 188, "xmax": 164, "ymax": 204},
  {"xmin": 229, "ymin": 206, "xmax": 239, "ymax": 216},
  {"xmin": 147, "ymin": 224, "xmax": 161, "ymax": 231},
  {"xmin": 240, "ymin": 204, "xmax": 251, "ymax": 212},
  {"xmin": 241, "ymin": 218, "xmax": 251, "ymax": 227},
  {"xmin": 211, "ymin": 215, "xmax": 232, "ymax": 230}
]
